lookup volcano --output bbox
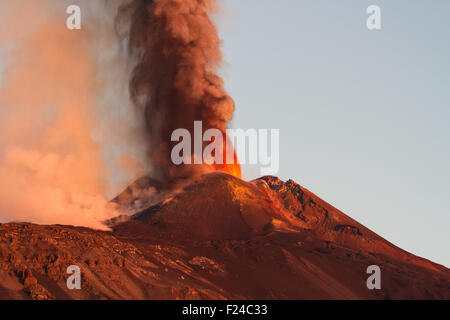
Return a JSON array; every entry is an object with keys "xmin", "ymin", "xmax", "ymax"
[{"xmin": 0, "ymin": 172, "xmax": 448, "ymax": 300}]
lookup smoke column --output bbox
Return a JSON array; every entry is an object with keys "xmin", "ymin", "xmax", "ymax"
[
  {"xmin": 0, "ymin": 0, "xmax": 239, "ymax": 228},
  {"xmin": 117, "ymin": 0, "xmax": 241, "ymax": 181}
]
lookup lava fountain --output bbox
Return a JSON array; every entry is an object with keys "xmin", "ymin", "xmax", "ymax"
[{"xmin": 213, "ymin": 137, "xmax": 242, "ymax": 179}]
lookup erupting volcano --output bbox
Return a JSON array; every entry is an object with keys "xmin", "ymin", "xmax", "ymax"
[{"xmin": 0, "ymin": 0, "xmax": 448, "ymax": 301}]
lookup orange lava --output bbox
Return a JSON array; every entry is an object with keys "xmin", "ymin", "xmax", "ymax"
[
  {"xmin": 214, "ymin": 158, "xmax": 242, "ymax": 179},
  {"xmin": 212, "ymin": 137, "xmax": 242, "ymax": 179}
]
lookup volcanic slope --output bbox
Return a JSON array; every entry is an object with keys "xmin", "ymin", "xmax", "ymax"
[{"xmin": 0, "ymin": 172, "xmax": 449, "ymax": 299}]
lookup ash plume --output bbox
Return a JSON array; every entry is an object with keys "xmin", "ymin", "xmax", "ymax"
[
  {"xmin": 116, "ymin": 0, "xmax": 237, "ymax": 181},
  {"xmin": 0, "ymin": 0, "xmax": 237, "ymax": 229},
  {"xmin": 0, "ymin": 0, "xmax": 148, "ymax": 229}
]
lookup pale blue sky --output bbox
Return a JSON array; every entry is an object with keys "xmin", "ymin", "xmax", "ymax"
[{"xmin": 219, "ymin": 0, "xmax": 450, "ymax": 267}]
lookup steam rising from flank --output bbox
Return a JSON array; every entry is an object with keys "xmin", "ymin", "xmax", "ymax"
[
  {"xmin": 0, "ymin": 0, "xmax": 147, "ymax": 229},
  {"xmin": 117, "ymin": 0, "xmax": 241, "ymax": 181}
]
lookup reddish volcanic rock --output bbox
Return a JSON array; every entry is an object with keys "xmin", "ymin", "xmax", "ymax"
[{"xmin": 0, "ymin": 172, "xmax": 449, "ymax": 299}]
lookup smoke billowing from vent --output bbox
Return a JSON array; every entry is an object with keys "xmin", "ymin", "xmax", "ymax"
[
  {"xmin": 116, "ymin": 0, "xmax": 240, "ymax": 181},
  {"xmin": 0, "ymin": 0, "xmax": 239, "ymax": 229}
]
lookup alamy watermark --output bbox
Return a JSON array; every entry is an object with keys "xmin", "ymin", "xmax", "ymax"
[
  {"xmin": 367, "ymin": 5, "xmax": 382, "ymax": 30},
  {"xmin": 66, "ymin": 265, "xmax": 81, "ymax": 290},
  {"xmin": 171, "ymin": 121, "xmax": 280, "ymax": 176},
  {"xmin": 65, "ymin": 4, "xmax": 382, "ymax": 31},
  {"xmin": 366, "ymin": 265, "xmax": 381, "ymax": 290},
  {"xmin": 66, "ymin": 5, "xmax": 81, "ymax": 30}
]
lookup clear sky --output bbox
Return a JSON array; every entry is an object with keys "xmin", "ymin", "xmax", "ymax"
[{"xmin": 218, "ymin": 0, "xmax": 450, "ymax": 267}]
